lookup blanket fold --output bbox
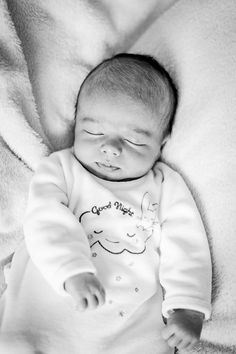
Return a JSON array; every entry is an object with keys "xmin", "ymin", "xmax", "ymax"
[{"xmin": 0, "ymin": 0, "xmax": 50, "ymax": 262}]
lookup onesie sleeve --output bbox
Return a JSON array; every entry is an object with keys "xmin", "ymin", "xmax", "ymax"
[
  {"xmin": 23, "ymin": 152, "xmax": 96, "ymax": 296},
  {"xmin": 158, "ymin": 164, "xmax": 212, "ymax": 320}
]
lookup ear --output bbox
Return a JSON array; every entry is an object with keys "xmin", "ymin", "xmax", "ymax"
[{"xmin": 160, "ymin": 135, "xmax": 170, "ymax": 150}]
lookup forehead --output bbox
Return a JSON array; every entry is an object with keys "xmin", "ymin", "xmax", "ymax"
[{"xmin": 77, "ymin": 91, "xmax": 159, "ymax": 132}]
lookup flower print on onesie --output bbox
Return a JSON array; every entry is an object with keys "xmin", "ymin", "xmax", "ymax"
[{"xmin": 79, "ymin": 191, "xmax": 162, "ymax": 318}]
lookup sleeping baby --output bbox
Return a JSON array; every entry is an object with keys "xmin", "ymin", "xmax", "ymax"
[{"xmin": 23, "ymin": 53, "xmax": 212, "ymax": 353}]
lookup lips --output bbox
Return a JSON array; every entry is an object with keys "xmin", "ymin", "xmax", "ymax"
[{"xmin": 96, "ymin": 162, "xmax": 119, "ymax": 171}]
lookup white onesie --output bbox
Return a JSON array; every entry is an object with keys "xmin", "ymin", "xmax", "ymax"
[{"xmin": 0, "ymin": 148, "xmax": 212, "ymax": 354}]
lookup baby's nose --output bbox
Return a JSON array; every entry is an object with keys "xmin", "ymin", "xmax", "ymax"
[{"xmin": 100, "ymin": 141, "xmax": 121, "ymax": 157}]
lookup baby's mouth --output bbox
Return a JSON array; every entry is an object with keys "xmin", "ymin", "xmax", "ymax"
[{"xmin": 96, "ymin": 162, "xmax": 120, "ymax": 171}]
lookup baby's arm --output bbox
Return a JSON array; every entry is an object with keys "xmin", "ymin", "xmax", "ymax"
[
  {"xmin": 65, "ymin": 273, "xmax": 106, "ymax": 311},
  {"xmin": 162, "ymin": 309, "xmax": 204, "ymax": 351},
  {"xmin": 24, "ymin": 153, "xmax": 96, "ymax": 295},
  {"xmin": 157, "ymin": 164, "xmax": 212, "ymax": 349}
]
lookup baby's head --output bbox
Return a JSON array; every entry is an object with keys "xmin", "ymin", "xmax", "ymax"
[{"xmin": 74, "ymin": 53, "xmax": 177, "ymax": 181}]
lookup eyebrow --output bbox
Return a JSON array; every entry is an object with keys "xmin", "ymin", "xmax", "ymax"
[
  {"xmin": 132, "ymin": 127, "xmax": 152, "ymax": 137},
  {"xmin": 81, "ymin": 117, "xmax": 98, "ymax": 123}
]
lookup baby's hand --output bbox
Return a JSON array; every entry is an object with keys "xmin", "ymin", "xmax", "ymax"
[
  {"xmin": 162, "ymin": 309, "xmax": 204, "ymax": 351},
  {"xmin": 64, "ymin": 273, "xmax": 106, "ymax": 312}
]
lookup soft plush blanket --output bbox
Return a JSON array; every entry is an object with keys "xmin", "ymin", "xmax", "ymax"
[
  {"xmin": 0, "ymin": 0, "xmax": 49, "ymax": 264},
  {"xmin": 0, "ymin": 0, "xmax": 236, "ymax": 353}
]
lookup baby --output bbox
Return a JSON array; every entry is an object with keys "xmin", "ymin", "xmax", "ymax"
[{"xmin": 24, "ymin": 54, "xmax": 212, "ymax": 354}]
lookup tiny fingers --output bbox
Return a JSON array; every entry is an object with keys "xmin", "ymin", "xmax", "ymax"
[
  {"xmin": 162, "ymin": 327, "xmax": 179, "ymax": 349},
  {"xmin": 89, "ymin": 288, "xmax": 106, "ymax": 309},
  {"xmin": 161, "ymin": 325, "xmax": 174, "ymax": 341},
  {"xmin": 94, "ymin": 286, "xmax": 106, "ymax": 306},
  {"xmin": 162, "ymin": 327, "xmax": 199, "ymax": 351},
  {"xmin": 75, "ymin": 297, "xmax": 88, "ymax": 312},
  {"xmin": 162, "ymin": 324, "xmax": 198, "ymax": 350},
  {"xmin": 165, "ymin": 335, "xmax": 181, "ymax": 349},
  {"xmin": 86, "ymin": 293, "xmax": 99, "ymax": 310},
  {"xmin": 75, "ymin": 288, "xmax": 106, "ymax": 312},
  {"xmin": 75, "ymin": 294, "xmax": 98, "ymax": 312},
  {"xmin": 176, "ymin": 338, "xmax": 191, "ymax": 350},
  {"xmin": 178, "ymin": 337, "xmax": 199, "ymax": 351}
]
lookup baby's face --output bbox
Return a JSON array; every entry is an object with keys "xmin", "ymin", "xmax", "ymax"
[{"xmin": 74, "ymin": 91, "xmax": 162, "ymax": 181}]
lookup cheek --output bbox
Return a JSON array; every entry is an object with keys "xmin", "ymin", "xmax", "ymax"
[
  {"xmin": 125, "ymin": 151, "xmax": 153, "ymax": 174},
  {"xmin": 74, "ymin": 136, "xmax": 97, "ymax": 160},
  {"xmin": 128, "ymin": 148, "xmax": 157, "ymax": 165}
]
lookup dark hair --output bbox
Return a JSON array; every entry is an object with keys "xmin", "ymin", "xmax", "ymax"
[{"xmin": 77, "ymin": 53, "xmax": 178, "ymax": 139}]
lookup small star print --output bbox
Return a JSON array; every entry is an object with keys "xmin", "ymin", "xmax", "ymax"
[
  {"xmin": 135, "ymin": 288, "xmax": 139, "ymax": 292},
  {"xmin": 92, "ymin": 252, "xmax": 97, "ymax": 257},
  {"xmin": 119, "ymin": 311, "xmax": 125, "ymax": 317},
  {"xmin": 88, "ymin": 234, "xmax": 94, "ymax": 240}
]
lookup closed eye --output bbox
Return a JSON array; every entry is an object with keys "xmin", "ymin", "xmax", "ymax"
[
  {"xmin": 125, "ymin": 139, "xmax": 146, "ymax": 147},
  {"xmin": 84, "ymin": 130, "xmax": 104, "ymax": 136},
  {"xmin": 94, "ymin": 230, "xmax": 103, "ymax": 234}
]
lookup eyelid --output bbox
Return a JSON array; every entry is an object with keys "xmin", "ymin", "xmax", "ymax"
[
  {"xmin": 83, "ymin": 130, "xmax": 146, "ymax": 145},
  {"xmin": 125, "ymin": 139, "xmax": 146, "ymax": 147},
  {"xmin": 83, "ymin": 129, "xmax": 104, "ymax": 136}
]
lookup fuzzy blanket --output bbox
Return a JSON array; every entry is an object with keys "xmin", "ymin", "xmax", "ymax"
[{"xmin": 1, "ymin": 0, "xmax": 236, "ymax": 353}]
